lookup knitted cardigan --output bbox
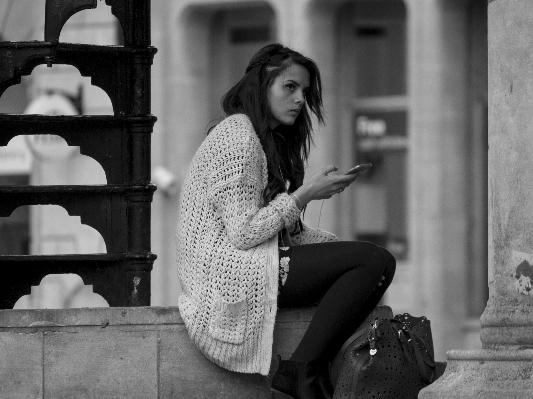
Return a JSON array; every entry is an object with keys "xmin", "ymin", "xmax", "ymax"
[{"xmin": 176, "ymin": 114, "xmax": 337, "ymax": 375}]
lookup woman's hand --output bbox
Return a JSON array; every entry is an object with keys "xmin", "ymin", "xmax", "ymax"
[{"xmin": 292, "ymin": 164, "xmax": 359, "ymax": 207}]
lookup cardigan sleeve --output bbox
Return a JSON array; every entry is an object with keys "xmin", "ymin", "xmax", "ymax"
[
  {"xmin": 288, "ymin": 221, "xmax": 339, "ymax": 245},
  {"xmin": 207, "ymin": 119, "xmax": 301, "ymax": 251}
]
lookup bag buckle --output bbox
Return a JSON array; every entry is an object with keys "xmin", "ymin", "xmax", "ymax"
[{"xmin": 369, "ymin": 319, "xmax": 378, "ymax": 356}]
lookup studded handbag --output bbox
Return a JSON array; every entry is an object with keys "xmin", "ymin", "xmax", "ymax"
[{"xmin": 331, "ymin": 313, "xmax": 437, "ymax": 399}]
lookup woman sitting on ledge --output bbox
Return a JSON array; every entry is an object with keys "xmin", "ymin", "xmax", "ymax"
[{"xmin": 176, "ymin": 43, "xmax": 396, "ymax": 399}]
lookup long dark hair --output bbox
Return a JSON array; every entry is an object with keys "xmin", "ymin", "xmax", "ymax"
[{"xmin": 221, "ymin": 43, "xmax": 324, "ymax": 204}]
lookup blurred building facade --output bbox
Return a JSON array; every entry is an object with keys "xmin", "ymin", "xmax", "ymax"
[{"xmin": 0, "ymin": 0, "xmax": 487, "ymax": 361}]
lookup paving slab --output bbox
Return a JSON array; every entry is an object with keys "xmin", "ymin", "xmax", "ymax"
[
  {"xmin": 159, "ymin": 327, "xmax": 270, "ymax": 399},
  {"xmin": 44, "ymin": 329, "xmax": 158, "ymax": 399},
  {"xmin": 0, "ymin": 331, "xmax": 43, "ymax": 399}
]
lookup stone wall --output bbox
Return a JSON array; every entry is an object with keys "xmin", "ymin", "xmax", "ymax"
[{"xmin": 0, "ymin": 306, "xmax": 316, "ymax": 398}]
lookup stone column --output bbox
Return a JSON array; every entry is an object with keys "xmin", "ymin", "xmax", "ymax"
[
  {"xmin": 420, "ymin": 0, "xmax": 533, "ymax": 397},
  {"xmin": 407, "ymin": 0, "xmax": 470, "ymax": 360}
]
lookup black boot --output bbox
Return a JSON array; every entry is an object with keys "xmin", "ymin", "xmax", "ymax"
[
  {"xmin": 271, "ymin": 356, "xmax": 333, "ymax": 399},
  {"xmin": 316, "ymin": 362, "xmax": 334, "ymax": 399}
]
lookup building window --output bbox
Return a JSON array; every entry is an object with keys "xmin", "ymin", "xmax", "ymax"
[
  {"xmin": 230, "ymin": 26, "xmax": 270, "ymax": 44},
  {"xmin": 351, "ymin": 0, "xmax": 406, "ymax": 97}
]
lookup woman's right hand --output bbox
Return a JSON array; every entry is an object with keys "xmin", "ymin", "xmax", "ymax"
[{"xmin": 292, "ymin": 164, "xmax": 359, "ymax": 207}]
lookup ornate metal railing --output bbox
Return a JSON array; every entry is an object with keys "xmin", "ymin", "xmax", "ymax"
[{"xmin": 0, "ymin": 0, "xmax": 157, "ymax": 308}]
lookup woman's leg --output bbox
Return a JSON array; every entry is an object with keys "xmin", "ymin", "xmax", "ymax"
[{"xmin": 278, "ymin": 241, "xmax": 396, "ymax": 362}]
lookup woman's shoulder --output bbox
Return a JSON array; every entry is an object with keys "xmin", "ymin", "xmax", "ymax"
[
  {"xmin": 212, "ymin": 113, "xmax": 254, "ymax": 136},
  {"xmin": 201, "ymin": 114, "xmax": 257, "ymax": 154},
  {"xmin": 207, "ymin": 113, "xmax": 260, "ymax": 150}
]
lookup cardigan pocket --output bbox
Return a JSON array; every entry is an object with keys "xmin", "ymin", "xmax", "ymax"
[{"xmin": 208, "ymin": 294, "xmax": 248, "ymax": 345}]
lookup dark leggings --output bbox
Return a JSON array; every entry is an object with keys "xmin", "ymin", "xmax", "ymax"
[{"xmin": 278, "ymin": 241, "xmax": 396, "ymax": 362}]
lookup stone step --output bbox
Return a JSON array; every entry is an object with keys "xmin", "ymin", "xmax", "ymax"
[
  {"xmin": 0, "ymin": 184, "xmax": 155, "ymax": 253},
  {"xmin": 0, "ymin": 114, "xmax": 156, "ymax": 184},
  {"xmin": 0, "ymin": 42, "xmax": 157, "ymax": 115},
  {"xmin": 0, "ymin": 253, "xmax": 155, "ymax": 308}
]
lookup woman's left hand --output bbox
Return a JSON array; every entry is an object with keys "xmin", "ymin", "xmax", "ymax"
[{"xmin": 292, "ymin": 164, "xmax": 359, "ymax": 206}]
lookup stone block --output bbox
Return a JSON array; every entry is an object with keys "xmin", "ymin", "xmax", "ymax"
[
  {"xmin": 159, "ymin": 327, "xmax": 271, "ymax": 399},
  {"xmin": 419, "ymin": 349, "xmax": 533, "ymax": 398},
  {"xmin": 158, "ymin": 307, "xmax": 318, "ymax": 398},
  {"xmin": 0, "ymin": 306, "xmax": 183, "ymax": 330},
  {"xmin": 44, "ymin": 329, "xmax": 158, "ymax": 399},
  {"xmin": 0, "ymin": 331, "xmax": 43, "ymax": 399},
  {"xmin": 0, "ymin": 305, "xmax": 405, "ymax": 397}
]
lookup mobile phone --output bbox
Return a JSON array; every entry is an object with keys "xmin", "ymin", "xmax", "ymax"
[{"xmin": 345, "ymin": 163, "xmax": 372, "ymax": 175}]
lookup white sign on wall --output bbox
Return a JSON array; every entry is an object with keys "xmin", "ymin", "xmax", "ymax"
[{"xmin": 24, "ymin": 93, "xmax": 79, "ymax": 161}]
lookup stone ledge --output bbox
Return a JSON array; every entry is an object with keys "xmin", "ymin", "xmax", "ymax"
[
  {"xmin": 0, "ymin": 306, "xmax": 183, "ymax": 329},
  {"xmin": 0, "ymin": 306, "xmax": 392, "ymax": 398},
  {"xmin": 447, "ymin": 348, "xmax": 533, "ymax": 361},
  {"xmin": 0, "ymin": 306, "xmax": 318, "ymax": 399},
  {"xmin": 419, "ymin": 349, "xmax": 533, "ymax": 399},
  {"xmin": 0, "ymin": 305, "xmax": 317, "ymax": 329}
]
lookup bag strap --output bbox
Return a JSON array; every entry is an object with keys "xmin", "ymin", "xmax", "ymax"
[
  {"xmin": 400, "ymin": 326, "xmax": 435, "ymax": 384},
  {"xmin": 391, "ymin": 319, "xmax": 435, "ymax": 365},
  {"xmin": 414, "ymin": 335, "xmax": 436, "ymax": 368},
  {"xmin": 411, "ymin": 333, "xmax": 435, "ymax": 383}
]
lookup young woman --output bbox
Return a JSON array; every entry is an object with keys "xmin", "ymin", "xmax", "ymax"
[{"xmin": 176, "ymin": 43, "xmax": 396, "ymax": 399}]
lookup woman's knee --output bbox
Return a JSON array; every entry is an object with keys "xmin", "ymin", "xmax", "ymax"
[
  {"xmin": 378, "ymin": 246, "xmax": 396, "ymax": 283},
  {"xmin": 349, "ymin": 241, "xmax": 387, "ymax": 281}
]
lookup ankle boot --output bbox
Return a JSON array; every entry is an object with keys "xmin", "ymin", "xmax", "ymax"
[
  {"xmin": 271, "ymin": 356, "xmax": 332, "ymax": 399},
  {"xmin": 316, "ymin": 362, "xmax": 334, "ymax": 399}
]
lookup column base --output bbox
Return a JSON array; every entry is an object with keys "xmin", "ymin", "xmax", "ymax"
[{"xmin": 419, "ymin": 349, "xmax": 533, "ymax": 399}]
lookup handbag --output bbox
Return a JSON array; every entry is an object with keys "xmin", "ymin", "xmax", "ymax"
[{"xmin": 331, "ymin": 313, "xmax": 437, "ymax": 399}]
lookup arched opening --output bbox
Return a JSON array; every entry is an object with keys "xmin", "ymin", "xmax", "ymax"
[
  {"xmin": 0, "ymin": 66, "xmax": 112, "ymax": 186},
  {"xmin": 1, "ymin": 204, "xmax": 108, "ymax": 309},
  {"xmin": 0, "ymin": 1, "xmax": 119, "ymax": 115},
  {"xmin": 0, "ymin": 204, "xmax": 106, "ymax": 256},
  {"xmin": 0, "ymin": 75, "xmax": 30, "ymax": 114},
  {"xmin": 23, "ymin": 64, "xmax": 114, "ymax": 116},
  {"xmin": 13, "ymin": 274, "xmax": 109, "ymax": 309},
  {"xmin": 0, "ymin": 133, "xmax": 108, "ymax": 186},
  {"xmin": 59, "ymin": 2, "xmax": 122, "ymax": 46}
]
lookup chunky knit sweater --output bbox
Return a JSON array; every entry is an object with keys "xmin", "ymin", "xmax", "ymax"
[{"xmin": 176, "ymin": 114, "xmax": 337, "ymax": 375}]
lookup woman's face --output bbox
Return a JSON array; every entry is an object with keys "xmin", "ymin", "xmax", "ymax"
[{"xmin": 267, "ymin": 63, "xmax": 310, "ymax": 129}]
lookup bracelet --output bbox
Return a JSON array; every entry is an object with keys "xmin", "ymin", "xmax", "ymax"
[{"xmin": 290, "ymin": 193, "xmax": 303, "ymax": 210}]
